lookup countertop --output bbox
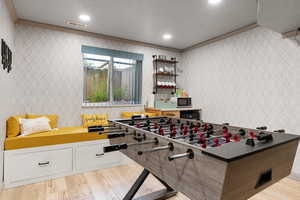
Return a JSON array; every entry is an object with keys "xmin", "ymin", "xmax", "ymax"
[{"xmin": 146, "ymin": 107, "xmax": 201, "ymax": 111}]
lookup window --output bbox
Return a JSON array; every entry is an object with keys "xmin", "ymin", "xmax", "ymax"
[{"xmin": 82, "ymin": 46, "xmax": 143, "ymax": 106}]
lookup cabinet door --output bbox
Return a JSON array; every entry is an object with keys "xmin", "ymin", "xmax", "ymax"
[{"xmin": 75, "ymin": 141, "xmax": 121, "ymax": 171}]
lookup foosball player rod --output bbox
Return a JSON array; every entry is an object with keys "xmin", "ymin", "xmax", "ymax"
[
  {"xmin": 102, "ymin": 128, "xmax": 127, "ymax": 133},
  {"xmin": 168, "ymin": 149, "xmax": 194, "ymax": 161},
  {"xmin": 104, "ymin": 138, "xmax": 159, "ymax": 154},
  {"xmin": 127, "ymin": 138, "xmax": 159, "ymax": 147},
  {"xmin": 138, "ymin": 143, "xmax": 174, "ymax": 155}
]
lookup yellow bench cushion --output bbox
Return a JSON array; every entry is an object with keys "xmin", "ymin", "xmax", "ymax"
[{"xmin": 4, "ymin": 126, "xmax": 107, "ymax": 150}]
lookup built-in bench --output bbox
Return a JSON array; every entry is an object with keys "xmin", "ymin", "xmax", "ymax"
[{"xmin": 3, "ymin": 115, "xmax": 126, "ymax": 188}]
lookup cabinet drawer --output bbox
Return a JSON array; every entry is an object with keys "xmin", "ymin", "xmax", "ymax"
[
  {"xmin": 5, "ymin": 148, "xmax": 72, "ymax": 183},
  {"xmin": 76, "ymin": 142, "xmax": 121, "ymax": 171}
]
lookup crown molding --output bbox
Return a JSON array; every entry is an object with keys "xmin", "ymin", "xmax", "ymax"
[
  {"xmin": 15, "ymin": 18, "xmax": 258, "ymax": 53},
  {"xmin": 183, "ymin": 23, "xmax": 259, "ymax": 52},
  {"xmin": 282, "ymin": 30, "xmax": 299, "ymax": 39},
  {"xmin": 16, "ymin": 19, "xmax": 182, "ymax": 53}
]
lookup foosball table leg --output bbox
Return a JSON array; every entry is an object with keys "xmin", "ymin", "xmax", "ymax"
[{"xmin": 123, "ymin": 168, "xmax": 177, "ymax": 200}]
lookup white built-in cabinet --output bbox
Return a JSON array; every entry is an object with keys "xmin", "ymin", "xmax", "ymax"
[{"xmin": 4, "ymin": 139, "xmax": 124, "ymax": 188}]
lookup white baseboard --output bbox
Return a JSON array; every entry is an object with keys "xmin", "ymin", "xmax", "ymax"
[{"xmin": 289, "ymin": 172, "xmax": 300, "ymax": 181}]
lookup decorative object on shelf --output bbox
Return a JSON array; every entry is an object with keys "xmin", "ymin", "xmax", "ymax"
[
  {"xmin": 1, "ymin": 39, "xmax": 12, "ymax": 73},
  {"xmin": 152, "ymin": 55, "xmax": 178, "ymax": 95},
  {"xmin": 158, "ymin": 55, "xmax": 166, "ymax": 60}
]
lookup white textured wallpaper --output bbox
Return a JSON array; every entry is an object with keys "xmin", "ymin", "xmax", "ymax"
[
  {"xmin": 0, "ymin": 0, "xmax": 20, "ymax": 186},
  {"xmin": 181, "ymin": 27, "xmax": 300, "ymax": 176},
  {"xmin": 14, "ymin": 24, "xmax": 181, "ymax": 127}
]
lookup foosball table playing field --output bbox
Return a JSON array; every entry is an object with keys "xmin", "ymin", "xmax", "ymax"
[{"xmin": 97, "ymin": 117, "xmax": 300, "ymax": 200}]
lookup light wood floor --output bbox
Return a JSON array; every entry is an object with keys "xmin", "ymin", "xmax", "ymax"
[{"xmin": 1, "ymin": 164, "xmax": 300, "ymax": 200}]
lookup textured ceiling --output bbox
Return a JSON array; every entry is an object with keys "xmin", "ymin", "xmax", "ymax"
[{"xmin": 13, "ymin": 0, "xmax": 257, "ymax": 49}]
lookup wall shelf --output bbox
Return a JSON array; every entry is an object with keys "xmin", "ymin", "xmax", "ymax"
[
  {"xmin": 153, "ymin": 59, "xmax": 178, "ymax": 64},
  {"xmin": 154, "ymin": 73, "xmax": 178, "ymax": 77},
  {"xmin": 153, "ymin": 55, "xmax": 178, "ymax": 95}
]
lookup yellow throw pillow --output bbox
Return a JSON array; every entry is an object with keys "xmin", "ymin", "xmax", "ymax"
[
  {"xmin": 121, "ymin": 112, "xmax": 142, "ymax": 119},
  {"xmin": 7, "ymin": 115, "xmax": 26, "ymax": 138},
  {"xmin": 82, "ymin": 114, "xmax": 108, "ymax": 128},
  {"xmin": 144, "ymin": 112, "xmax": 158, "ymax": 117},
  {"xmin": 27, "ymin": 114, "xmax": 58, "ymax": 129}
]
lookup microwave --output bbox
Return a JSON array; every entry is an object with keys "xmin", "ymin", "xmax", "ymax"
[{"xmin": 176, "ymin": 97, "xmax": 192, "ymax": 108}]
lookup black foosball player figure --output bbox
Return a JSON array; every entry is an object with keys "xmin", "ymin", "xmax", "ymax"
[
  {"xmin": 238, "ymin": 129, "xmax": 246, "ymax": 137},
  {"xmin": 189, "ymin": 122, "xmax": 194, "ymax": 129},
  {"xmin": 180, "ymin": 123, "xmax": 185, "ymax": 132},
  {"xmin": 189, "ymin": 130, "xmax": 195, "ymax": 141}
]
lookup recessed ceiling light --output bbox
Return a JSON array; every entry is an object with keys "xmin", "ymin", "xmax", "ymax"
[
  {"xmin": 163, "ymin": 34, "xmax": 172, "ymax": 40},
  {"xmin": 208, "ymin": 0, "xmax": 222, "ymax": 5},
  {"xmin": 79, "ymin": 14, "xmax": 91, "ymax": 22}
]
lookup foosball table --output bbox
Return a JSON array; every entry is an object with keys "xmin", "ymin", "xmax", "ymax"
[{"xmin": 97, "ymin": 117, "xmax": 299, "ymax": 200}]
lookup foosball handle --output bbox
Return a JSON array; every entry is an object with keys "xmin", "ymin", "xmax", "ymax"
[
  {"xmin": 104, "ymin": 143, "xmax": 128, "ymax": 153},
  {"xmin": 107, "ymin": 132, "xmax": 126, "ymax": 139},
  {"xmin": 88, "ymin": 126, "xmax": 105, "ymax": 132},
  {"xmin": 256, "ymin": 126, "xmax": 268, "ymax": 130},
  {"xmin": 274, "ymin": 129, "xmax": 285, "ymax": 133}
]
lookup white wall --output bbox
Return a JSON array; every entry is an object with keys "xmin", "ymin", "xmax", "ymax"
[
  {"xmin": 181, "ymin": 27, "xmax": 300, "ymax": 176},
  {"xmin": 0, "ymin": 0, "xmax": 20, "ymax": 186},
  {"xmin": 14, "ymin": 24, "xmax": 181, "ymax": 127}
]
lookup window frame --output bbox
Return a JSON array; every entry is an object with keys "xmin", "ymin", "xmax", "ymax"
[{"xmin": 82, "ymin": 46, "xmax": 143, "ymax": 107}]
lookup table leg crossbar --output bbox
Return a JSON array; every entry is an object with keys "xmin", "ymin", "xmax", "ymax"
[{"xmin": 123, "ymin": 168, "xmax": 177, "ymax": 200}]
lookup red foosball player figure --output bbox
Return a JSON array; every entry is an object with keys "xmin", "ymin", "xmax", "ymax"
[
  {"xmin": 203, "ymin": 123, "xmax": 208, "ymax": 131},
  {"xmin": 199, "ymin": 137, "xmax": 207, "ymax": 148},
  {"xmin": 170, "ymin": 130, "xmax": 177, "ymax": 138},
  {"xmin": 249, "ymin": 131, "xmax": 256, "ymax": 139},
  {"xmin": 213, "ymin": 138, "xmax": 222, "ymax": 147},
  {"xmin": 233, "ymin": 134, "xmax": 240, "ymax": 142},
  {"xmin": 194, "ymin": 127, "xmax": 199, "ymax": 133},
  {"xmin": 183, "ymin": 126, "xmax": 188, "ymax": 136},
  {"xmin": 159, "ymin": 128, "xmax": 164, "ymax": 136}
]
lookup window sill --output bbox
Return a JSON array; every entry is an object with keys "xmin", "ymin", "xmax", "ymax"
[{"xmin": 82, "ymin": 103, "xmax": 144, "ymax": 108}]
